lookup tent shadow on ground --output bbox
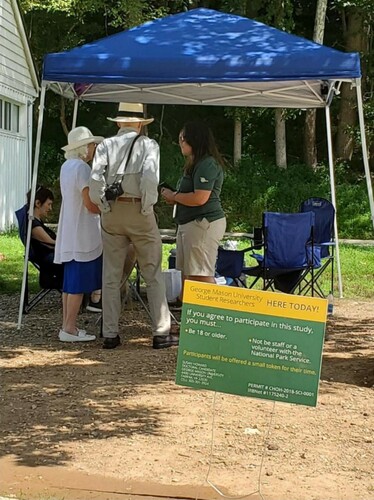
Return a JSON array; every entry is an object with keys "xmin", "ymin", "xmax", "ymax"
[
  {"xmin": 0, "ymin": 351, "xmax": 178, "ymax": 468},
  {"xmin": 1, "ymin": 294, "xmax": 179, "ymax": 468},
  {"xmin": 321, "ymin": 315, "xmax": 374, "ymax": 387},
  {"xmin": 321, "ymin": 353, "xmax": 374, "ymax": 387},
  {"xmin": 2, "ymin": 293, "xmax": 374, "ymax": 470}
]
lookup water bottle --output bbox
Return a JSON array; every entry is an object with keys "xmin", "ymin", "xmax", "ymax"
[
  {"xmin": 327, "ymin": 291, "xmax": 334, "ymax": 316},
  {"xmin": 168, "ymin": 248, "xmax": 176, "ymax": 269}
]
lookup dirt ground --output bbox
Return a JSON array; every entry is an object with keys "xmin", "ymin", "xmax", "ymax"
[{"xmin": 0, "ymin": 291, "xmax": 373, "ymax": 500}]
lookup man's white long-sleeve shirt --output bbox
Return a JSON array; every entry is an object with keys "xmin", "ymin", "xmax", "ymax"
[{"xmin": 89, "ymin": 127, "xmax": 160, "ymax": 215}]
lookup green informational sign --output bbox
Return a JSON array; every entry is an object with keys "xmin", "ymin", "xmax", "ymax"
[{"xmin": 176, "ymin": 282, "xmax": 327, "ymax": 407}]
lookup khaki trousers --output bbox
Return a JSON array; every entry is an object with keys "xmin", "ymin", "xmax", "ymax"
[{"xmin": 101, "ymin": 201, "xmax": 170, "ymax": 338}]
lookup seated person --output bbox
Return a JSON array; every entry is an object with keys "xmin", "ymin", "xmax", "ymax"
[
  {"xmin": 27, "ymin": 186, "xmax": 101, "ymax": 310},
  {"xmin": 26, "ymin": 186, "xmax": 64, "ymax": 286}
]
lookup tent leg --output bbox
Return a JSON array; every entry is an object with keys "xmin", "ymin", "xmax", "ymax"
[
  {"xmin": 355, "ymin": 78, "xmax": 374, "ymax": 230},
  {"xmin": 17, "ymin": 84, "xmax": 47, "ymax": 330},
  {"xmin": 325, "ymin": 105, "xmax": 343, "ymax": 298},
  {"xmin": 72, "ymin": 98, "xmax": 79, "ymax": 128},
  {"xmin": 26, "ymin": 100, "xmax": 33, "ymax": 187}
]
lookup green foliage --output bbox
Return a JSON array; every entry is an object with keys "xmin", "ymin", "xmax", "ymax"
[
  {"xmin": 221, "ymin": 156, "xmax": 330, "ymax": 230},
  {"xmin": 15, "ymin": 0, "xmax": 374, "ymax": 236},
  {"xmin": 155, "ymin": 141, "xmax": 184, "ymax": 229},
  {"xmin": 156, "ymin": 145, "xmax": 372, "ymax": 238},
  {"xmin": 331, "ymin": 0, "xmax": 374, "ymax": 14},
  {"xmin": 18, "ymin": 0, "xmax": 373, "ymax": 175},
  {"xmin": 222, "ymin": 156, "xmax": 373, "ymax": 239},
  {"xmin": 20, "ymin": 0, "xmax": 153, "ymax": 26},
  {"xmin": 335, "ymin": 185, "xmax": 372, "ymax": 238}
]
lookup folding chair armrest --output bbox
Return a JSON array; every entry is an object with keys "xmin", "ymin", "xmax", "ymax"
[
  {"xmin": 242, "ymin": 244, "xmax": 257, "ymax": 253},
  {"xmin": 319, "ymin": 241, "xmax": 335, "ymax": 247},
  {"xmin": 242, "ymin": 245, "xmax": 264, "ymax": 267},
  {"xmin": 248, "ymin": 252, "xmax": 264, "ymax": 264},
  {"xmin": 305, "ymin": 243, "xmax": 322, "ymax": 268}
]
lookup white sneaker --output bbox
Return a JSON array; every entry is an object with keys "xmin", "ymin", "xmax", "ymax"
[
  {"xmin": 59, "ymin": 329, "xmax": 96, "ymax": 342},
  {"xmin": 59, "ymin": 328, "xmax": 87, "ymax": 336},
  {"xmin": 86, "ymin": 299, "xmax": 102, "ymax": 313}
]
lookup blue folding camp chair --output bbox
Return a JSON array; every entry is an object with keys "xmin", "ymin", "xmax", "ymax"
[
  {"xmin": 243, "ymin": 211, "xmax": 318, "ymax": 294},
  {"xmin": 15, "ymin": 204, "xmax": 63, "ymax": 313},
  {"xmin": 298, "ymin": 197, "xmax": 335, "ymax": 297}
]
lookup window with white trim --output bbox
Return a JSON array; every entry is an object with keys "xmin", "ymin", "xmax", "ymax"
[{"xmin": 0, "ymin": 98, "xmax": 20, "ymax": 133}]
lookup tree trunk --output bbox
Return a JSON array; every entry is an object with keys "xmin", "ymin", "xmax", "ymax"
[
  {"xmin": 304, "ymin": 111, "xmax": 318, "ymax": 168},
  {"xmin": 275, "ymin": 109, "xmax": 287, "ymax": 169},
  {"xmin": 60, "ymin": 96, "xmax": 69, "ymax": 137},
  {"xmin": 335, "ymin": 9, "xmax": 365, "ymax": 160},
  {"xmin": 233, "ymin": 119, "xmax": 242, "ymax": 164},
  {"xmin": 271, "ymin": 0, "xmax": 292, "ymax": 168},
  {"xmin": 313, "ymin": 0, "xmax": 328, "ymax": 42},
  {"xmin": 303, "ymin": 0, "xmax": 327, "ymax": 169}
]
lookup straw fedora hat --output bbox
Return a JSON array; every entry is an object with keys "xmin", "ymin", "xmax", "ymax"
[
  {"xmin": 62, "ymin": 126, "xmax": 104, "ymax": 152},
  {"xmin": 107, "ymin": 103, "xmax": 154, "ymax": 125}
]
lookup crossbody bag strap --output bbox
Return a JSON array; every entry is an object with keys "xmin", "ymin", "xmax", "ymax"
[{"xmin": 113, "ymin": 134, "xmax": 142, "ymax": 183}]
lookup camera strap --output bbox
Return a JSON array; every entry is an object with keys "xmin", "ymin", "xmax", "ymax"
[{"xmin": 112, "ymin": 134, "xmax": 142, "ymax": 183}]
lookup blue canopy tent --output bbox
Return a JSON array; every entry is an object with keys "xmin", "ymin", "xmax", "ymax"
[
  {"xmin": 19, "ymin": 8, "xmax": 373, "ymax": 326},
  {"xmin": 43, "ymin": 8, "xmax": 361, "ymax": 108}
]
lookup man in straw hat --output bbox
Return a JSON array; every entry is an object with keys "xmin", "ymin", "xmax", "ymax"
[{"xmin": 89, "ymin": 103, "xmax": 178, "ymax": 350}]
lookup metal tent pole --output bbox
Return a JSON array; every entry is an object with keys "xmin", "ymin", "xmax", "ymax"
[
  {"xmin": 17, "ymin": 84, "xmax": 47, "ymax": 329},
  {"xmin": 72, "ymin": 98, "xmax": 79, "ymax": 128},
  {"xmin": 325, "ymin": 105, "xmax": 343, "ymax": 298},
  {"xmin": 355, "ymin": 78, "xmax": 374, "ymax": 230}
]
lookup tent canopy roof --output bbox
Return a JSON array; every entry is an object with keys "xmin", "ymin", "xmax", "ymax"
[{"xmin": 43, "ymin": 8, "xmax": 361, "ymax": 108}]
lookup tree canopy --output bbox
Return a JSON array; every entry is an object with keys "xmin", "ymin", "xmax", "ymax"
[{"xmin": 18, "ymin": 0, "xmax": 374, "ymax": 235}]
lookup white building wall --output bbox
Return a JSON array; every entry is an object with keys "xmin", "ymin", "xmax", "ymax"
[
  {"xmin": 0, "ymin": 0, "xmax": 37, "ymax": 96},
  {"xmin": 0, "ymin": 0, "xmax": 38, "ymax": 231},
  {"xmin": 0, "ymin": 129, "xmax": 28, "ymax": 230}
]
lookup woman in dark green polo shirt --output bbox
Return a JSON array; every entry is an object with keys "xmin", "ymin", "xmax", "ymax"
[{"xmin": 161, "ymin": 121, "xmax": 226, "ymax": 291}]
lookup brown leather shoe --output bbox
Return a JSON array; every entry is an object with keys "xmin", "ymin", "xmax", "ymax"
[{"xmin": 152, "ymin": 334, "xmax": 179, "ymax": 349}]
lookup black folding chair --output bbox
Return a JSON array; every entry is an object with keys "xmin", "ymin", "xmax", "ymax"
[
  {"xmin": 15, "ymin": 204, "xmax": 62, "ymax": 313},
  {"xmin": 243, "ymin": 211, "xmax": 318, "ymax": 294}
]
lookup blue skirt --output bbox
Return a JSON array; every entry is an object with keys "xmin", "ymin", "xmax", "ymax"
[{"xmin": 63, "ymin": 256, "xmax": 102, "ymax": 294}]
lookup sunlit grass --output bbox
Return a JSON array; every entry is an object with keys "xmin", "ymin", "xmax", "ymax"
[
  {"xmin": 338, "ymin": 244, "xmax": 374, "ymax": 298},
  {"xmin": 1, "ymin": 232, "xmax": 374, "ymax": 299},
  {"xmin": 0, "ymin": 231, "xmax": 39, "ymax": 294}
]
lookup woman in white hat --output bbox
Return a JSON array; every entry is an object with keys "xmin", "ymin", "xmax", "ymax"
[{"xmin": 54, "ymin": 126, "xmax": 104, "ymax": 342}]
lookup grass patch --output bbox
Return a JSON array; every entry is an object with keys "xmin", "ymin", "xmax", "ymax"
[
  {"xmin": 1, "ymin": 233, "xmax": 374, "ymax": 299},
  {"xmin": 0, "ymin": 231, "xmax": 39, "ymax": 294}
]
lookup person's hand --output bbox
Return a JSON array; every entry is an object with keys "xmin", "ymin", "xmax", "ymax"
[
  {"xmin": 86, "ymin": 202, "xmax": 101, "ymax": 214},
  {"xmin": 161, "ymin": 188, "xmax": 177, "ymax": 205}
]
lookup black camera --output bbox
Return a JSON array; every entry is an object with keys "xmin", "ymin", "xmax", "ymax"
[{"xmin": 104, "ymin": 181, "xmax": 124, "ymax": 201}]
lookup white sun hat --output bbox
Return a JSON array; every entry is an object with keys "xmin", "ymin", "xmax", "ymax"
[
  {"xmin": 61, "ymin": 126, "xmax": 104, "ymax": 152},
  {"xmin": 107, "ymin": 102, "xmax": 154, "ymax": 125}
]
